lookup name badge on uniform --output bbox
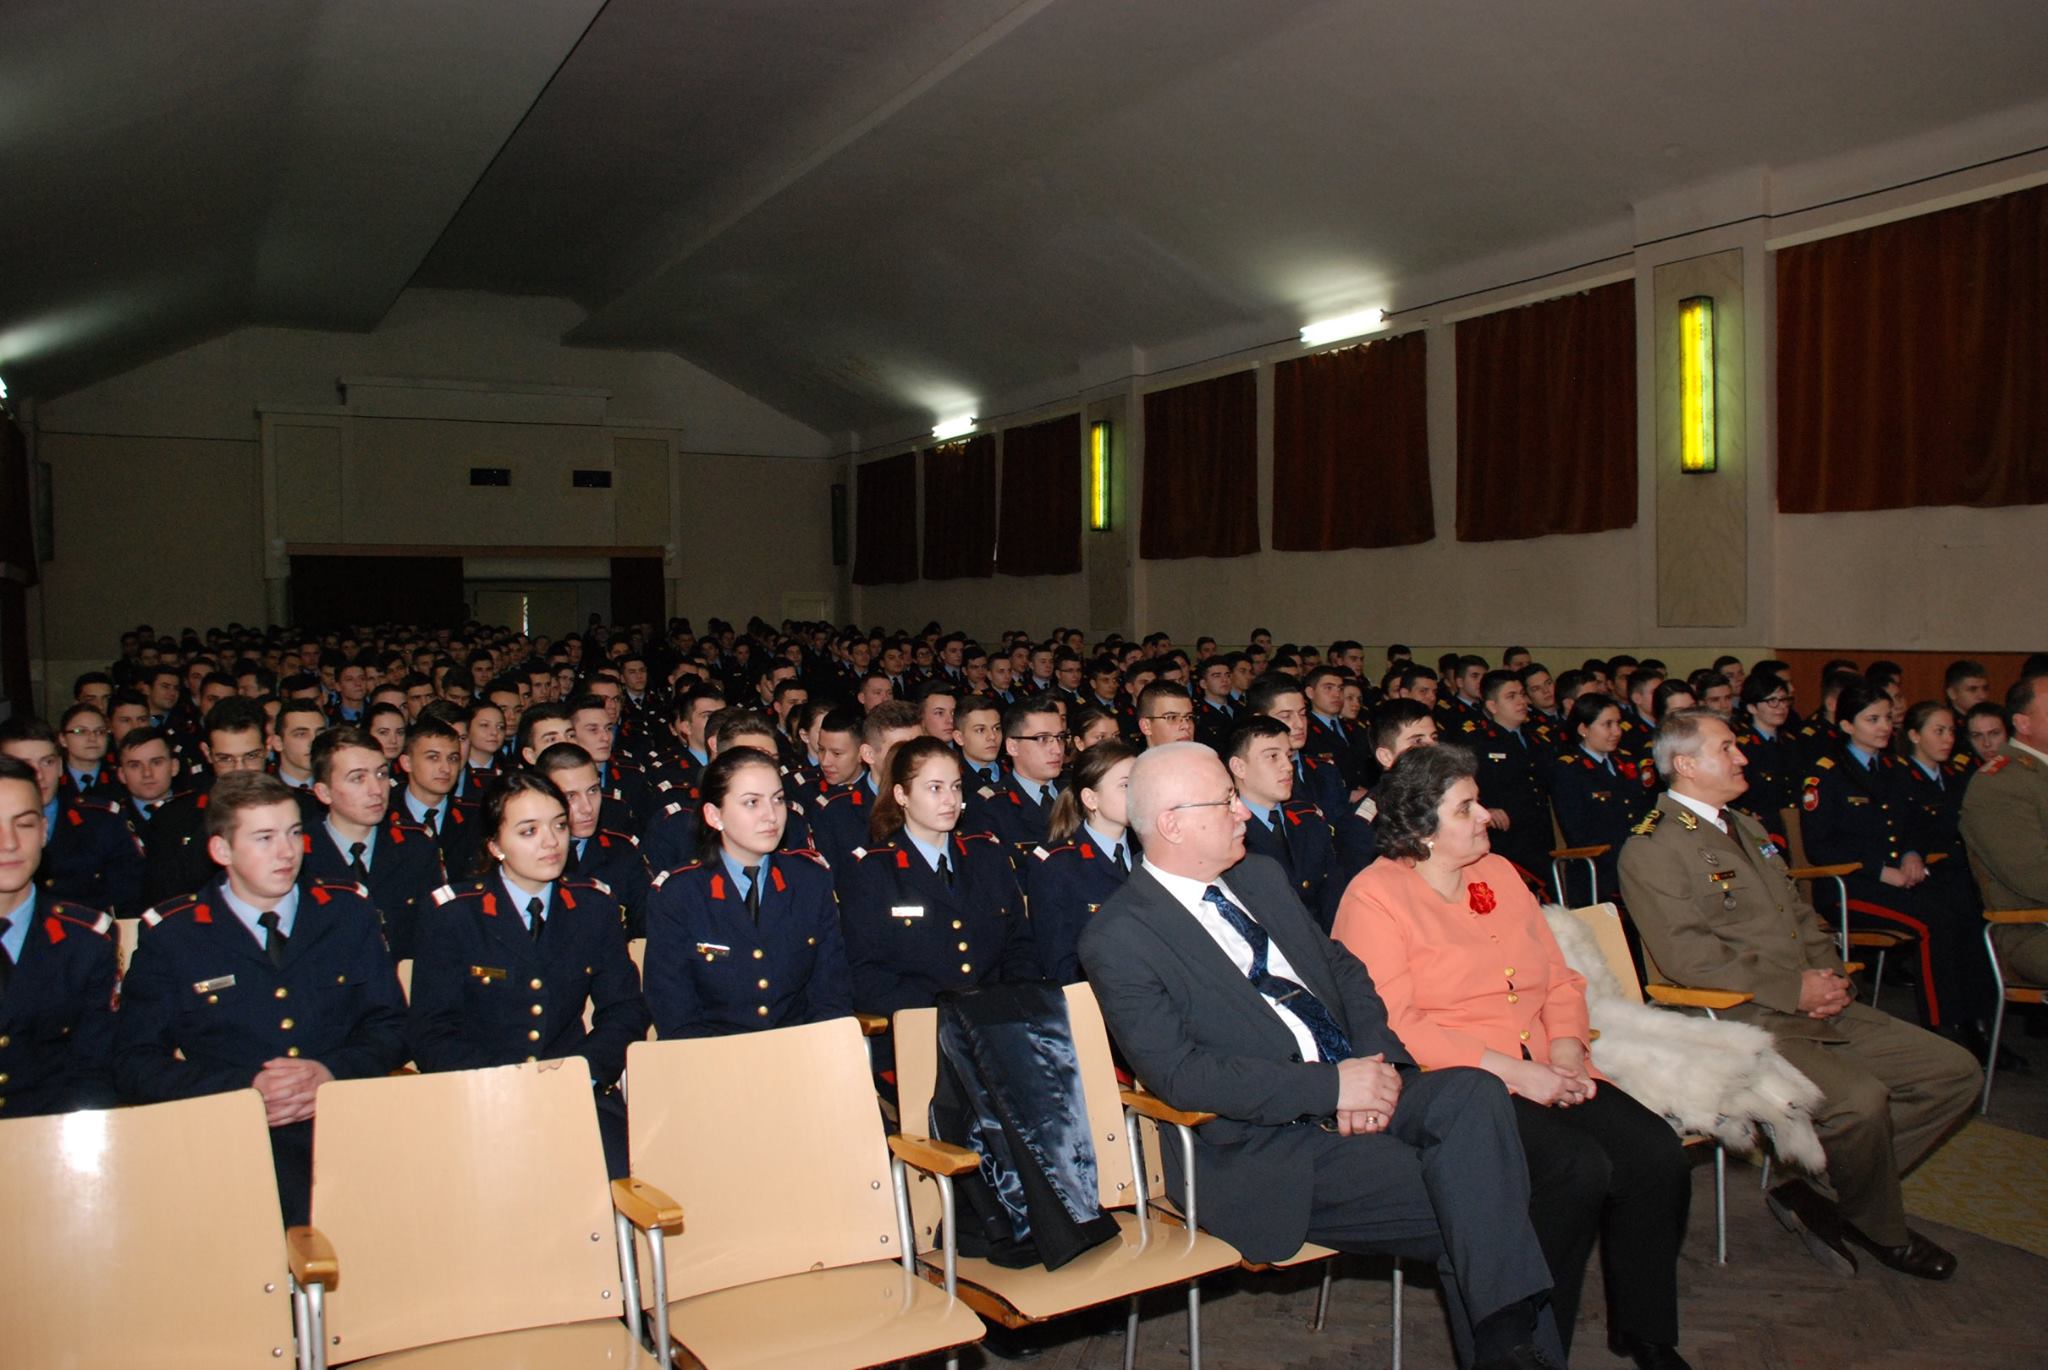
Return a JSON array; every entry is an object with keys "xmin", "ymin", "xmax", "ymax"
[
  {"xmin": 891, "ymin": 905, "xmax": 925, "ymax": 920},
  {"xmin": 192, "ymin": 975, "xmax": 236, "ymax": 994},
  {"xmin": 469, "ymin": 965, "xmax": 507, "ymax": 982},
  {"xmin": 694, "ymin": 942, "xmax": 730, "ymax": 959},
  {"xmin": 1708, "ymin": 870, "xmax": 1737, "ymax": 884},
  {"xmin": 1488, "ymin": 752, "xmax": 1508, "ymax": 762},
  {"xmin": 1846, "ymin": 796, "xmax": 1870, "ymax": 806}
]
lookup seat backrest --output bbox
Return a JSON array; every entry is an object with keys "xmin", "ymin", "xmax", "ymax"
[
  {"xmin": 115, "ymin": 916, "xmax": 140, "ymax": 979},
  {"xmin": 1779, "ymin": 806, "xmax": 1814, "ymax": 869},
  {"xmin": 625, "ymin": 1018, "xmax": 905, "ymax": 1301},
  {"xmin": 0, "ymin": 1090, "xmax": 293, "ymax": 1368},
  {"xmin": 1564, "ymin": 902, "xmax": 1645, "ymax": 1005},
  {"xmin": 628, "ymin": 937, "xmax": 646, "ymax": 978},
  {"xmin": 895, "ymin": 984, "xmax": 1139, "ymax": 1256},
  {"xmin": 312, "ymin": 1062, "xmax": 622, "ymax": 1363},
  {"xmin": 393, "ymin": 957, "xmax": 412, "ymax": 1003}
]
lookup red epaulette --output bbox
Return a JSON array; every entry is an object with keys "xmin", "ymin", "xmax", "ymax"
[
  {"xmin": 308, "ymin": 879, "xmax": 369, "ymax": 905},
  {"xmin": 140, "ymin": 892, "xmax": 205, "ymax": 929},
  {"xmin": 782, "ymin": 847, "xmax": 830, "ymax": 869},
  {"xmin": 1032, "ymin": 843, "xmax": 1077, "ymax": 862},
  {"xmin": 955, "ymin": 831, "xmax": 999, "ymax": 847},
  {"xmin": 852, "ymin": 844, "xmax": 899, "ymax": 863},
  {"xmin": 1980, "ymin": 755, "xmax": 2010, "ymax": 775},
  {"xmin": 596, "ymin": 829, "xmax": 641, "ymax": 849},
  {"xmin": 648, "ymin": 862, "xmax": 703, "ymax": 890},
  {"xmin": 45, "ymin": 903, "xmax": 115, "ymax": 939},
  {"xmin": 1283, "ymin": 800, "xmax": 1325, "ymax": 824}
]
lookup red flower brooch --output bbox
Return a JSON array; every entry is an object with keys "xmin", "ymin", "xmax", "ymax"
[{"xmin": 1468, "ymin": 882, "xmax": 1497, "ymax": 915}]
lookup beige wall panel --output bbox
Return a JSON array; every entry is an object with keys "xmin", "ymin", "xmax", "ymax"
[
  {"xmin": 611, "ymin": 435, "xmax": 671, "ymax": 546},
  {"xmin": 344, "ymin": 417, "xmax": 611, "ymax": 545},
  {"xmin": 860, "ymin": 575, "xmax": 1089, "ymax": 643},
  {"xmin": 675, "ymin": 453, "xmax": 839, "ymax": 627},
  {"xmin": 1653, "ymin": 251, "xmax": 1747, "ymax": 626},
  {"xmin": 272, "ymin": 420, "xmax": 345, "ymax": 543},
  {"xmin": 35, "ymin": 434, "xmax": 265, "ymax": 659}
]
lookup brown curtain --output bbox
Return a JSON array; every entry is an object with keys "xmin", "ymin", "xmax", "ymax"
[
  {"xmin": 921, "ymin": 434, "xmax": 997, "ymax": 580},
  {"xmin": 1139, "ymin": 370, "xmax": 1259, "ymax": 560},
  {"xmin": 1778, "ymin": 184, "xmax": 2048, "ymax": 512},
  {"xmin": 853, "ymin": 452, "xmax": 918, "ymax": 585},
  {"xmin": 1454, "ymin": 280, "xmax": 1636, "ymax": 542},
  {"xmin": 996, "ymin": 414, "xmax": 1081, "ymax": 576},
  {"xmin": 1272, "ymin": 331, "xmax": 1434, "ymax": 550}
]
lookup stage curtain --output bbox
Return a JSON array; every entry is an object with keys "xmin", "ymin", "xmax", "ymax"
[
  {"xmin": 1454, "ymin": 280, "xmax": 1636, "ymax": 542},
  {"xmin": 996, "ymin": 414, "xmax": 1081, "ymax": 576},
  {"xmin": 921, "ymin": 434, "xmax": 997, "ymax": 580},
  {"xmin": 1139, "ymin": 369, "xmax": 1259, "ymax": 560},
  {"xmin": 1778, "ymin": 183, "xmax": 2048, "ymax": 512},
  {"xmin": 852, "ymin": 452, "xmax": 919, "ymax": 585},
  {"xmin": 1273, "ymin": 331, "xmax": 1433, "ymax": 550}
]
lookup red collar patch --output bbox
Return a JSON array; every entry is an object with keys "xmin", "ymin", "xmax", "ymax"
[
  {"xmin": 482, "ymin": 892, "xmax": 498, "ymax": 917},
  {"xmin": 1079, "ymin": 843, "xmax": 1095, "ymax": 859},
  {"xmin": 309, "ymin": 885, "xmax": 332, "ymax": 905},
  {"xmin": 559, "ymin": 886, "xmax": 576, "ymax": 910},
  {"xmin": 896, "ymin": 848, "xmax": 911, "ymax": 869},
  {"xmin": 710, "ymin": 873, "xmax": 726, "ymax": 900},
  {"xmin": 44, "ymin": 916, "xmax": 66, "ymax": 944},
  {"xmin": 770, "ymin": 864, "xmax": 787, "ymax": 893}
]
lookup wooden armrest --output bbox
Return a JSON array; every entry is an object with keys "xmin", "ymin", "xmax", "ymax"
[
  {"xmin": 1587, "ymin": 1028, "xmax": 1601, "ymax": 1042},
  {"xmin": 855, "ymin": 1012, "xmax": 890, "ymax": 1037},
  {"xmin": 1843, "ymin": 961, "xmax": 1865, "ymax": 975},
  {"xmin": 1645, "ymin": 985, "xmax": 1754, "ymax": 1011},
  {"xmin": 285, "ymin": 1225, "xmax": 338, "ymax": 1288},
  {"xmin": 1925, "ymin": 851, "xmax": 1948, "ymax": 865},
  {"xmin": 611, "ymin": 1178, "xmax": 685, "ymax": 1233},
  {"xmin": 1788, "ymin": 862, "xmax": 1860, "ymax": 880},
  {"xmin": 1987, "ymin": 907, "xmax": 2048, "ymax": 925},
  {"xmin": 1549, "ymin": 844, "xmax": 1610, "ymax": 861},
  {"xmin": 888, "ymin": 1133, "xmax": 980, "ymax": 1177},
  {"xmin": 1120, "ymin": 1088, "xmax": 1218, "ymax": 1129}
]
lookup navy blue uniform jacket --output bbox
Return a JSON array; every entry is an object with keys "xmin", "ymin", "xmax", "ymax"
[
  {"xmin": 1022, "ymin": 836, "xmax": 1131, "ymax": 983},
  {"xmin": 0, "ymin": 897, "xmax": 119, "ymax": 1117},
  {"xmin": 838, "ymin": 830, "xmax": 1041, "ymax": 1015},
  {"xmin": 303, "ymin": 815, "xmax": 445, "ymax": 962},
  {"xmin": 41, "ymin": 796, "xmax": 147, "ymax": 917}
]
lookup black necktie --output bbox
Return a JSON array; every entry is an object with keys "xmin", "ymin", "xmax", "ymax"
[
  {"xmin": 569, "ymin": 839, "xmax": 586, "ymax": 872},
  {"xmin": 937, "ymin": 851, "xmax": 955, "ymax": 890},
  {"xmin": 257, "ymin": 911, "xmax": 287, "ymax": 969},
  {"xmin": 1268, "ymin": 806, "xmax": 1283, "ymax": 832},
  {"xmin": 348, "ymin": 841, "xmax": 369, "ymax": 882},
  {"xmin": 1112, "ymin": 844, "xmax": 1128, "ymax": 873},
  {"xmin": 422, "ymin": 807, "xmax": 439, "ymax": 836},
  {"xmin": 526, "ymin": 896, "xmax": 545, "ymax": 942},
  {"xmin": 0, "ymin": 916, "xmax": 14, "ymax": 995},
  {"xmin": 1201, "ymin": 886, "xmax": 1352, "ymax": 1063},
  {"xmin": 743, "ymin": 864, "xmax": 762, "ymax": 922}
]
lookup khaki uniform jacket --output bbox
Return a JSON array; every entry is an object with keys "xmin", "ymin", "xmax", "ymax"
[
  {"xmin": 1618, "ymin": 795, "xmax": 1865, "ymax": 1044},
  {"xmin": 1959, "ymin": 742, "xmax": 2048, "ymax": 910}
]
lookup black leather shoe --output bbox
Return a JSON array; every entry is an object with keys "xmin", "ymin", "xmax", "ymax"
[
  {"xmin": 1765, "ymin": 1179, "xmax": 1858, "ymax": 1277},
  {"xmin": 1608, "ymin": 1330, "xmax": 1693, "ymax": 1369},
  {"xmin": 1843, "ymin": 1226, "xmax": 1959, "ymax": 1280}
]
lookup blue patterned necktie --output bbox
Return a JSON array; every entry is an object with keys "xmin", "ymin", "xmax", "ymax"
[{"xmin": 1201, "ymin": 885, "xmax": 1352, "ymax": 1063}]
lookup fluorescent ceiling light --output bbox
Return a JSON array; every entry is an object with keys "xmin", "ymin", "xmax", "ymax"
[
  {"xmin": 1299, "ymin": 308, "xmax": 1388, "ymax": 348},
  {"xmin": 931, "ymin": 414, "xmax": 977, "ymax": 441}
]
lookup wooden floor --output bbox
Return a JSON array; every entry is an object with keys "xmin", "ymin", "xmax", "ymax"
[{"xmin": 960, "ymin": 995, "xmax": 2048, "ymax": 1369}]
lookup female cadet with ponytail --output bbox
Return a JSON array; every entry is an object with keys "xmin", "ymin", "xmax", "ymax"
[{"xmin": 1024, "ymin": 740, "xmax": 1138, "ymax": 982}]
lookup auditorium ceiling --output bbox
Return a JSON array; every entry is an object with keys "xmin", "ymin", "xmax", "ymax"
[{"xmin": 5, "ymin": 0, "xmax": 2045, "ymax": 437}]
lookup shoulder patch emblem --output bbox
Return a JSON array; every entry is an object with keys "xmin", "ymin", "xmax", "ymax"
[
  {"xmin": 1032, "ymin": 846, "xmax": 1052, "ymax": 861},
  {"xmin": 1675, "ymin": 809, "xmax": 1699, "ymax": 831},
  {"xmin": 1631, "ymin": 809, "xmax": 1663, "ymax": 836},
  {"xmin": 430, "ymin": 884, "xmax": 457, "ymax": 905},
  {"xmin": 1981, "ymin": 755, "xmax": 2010, "ymax": 774},
  {"xmin": 1461, "ymin": 720, "xmax": 1476, "ymax": 733},
  {"xmin": 1815, "ymin": 756, "xmax": 1836, "ymax": 770}
]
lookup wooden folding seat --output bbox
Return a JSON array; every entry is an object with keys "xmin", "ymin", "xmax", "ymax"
[
  {"xmin": 114, "ymin": 915, "xmax": 141, "ymax": 978},
  {"xmin": 1977, "ymin": 906, "xmax": 2048, "ymax": 1112},
  {"xmin": 1548, "ymin": 812, "xmax": 1610, "ymax": 906},
  {"xmin": 894, "ymin": 985, "xmax": 1241, "ymax": 1369},
  {"xmin": 296, "ymin": 1060, "xmax": 673, "ymax": 1368},
  {"xmin": 620, "ymin": 1016, "xmax": 984, "ymax": 1368},
  {"xmin": 0, "ymin": 1090, "xmax": 306, "ymax": 1369}
]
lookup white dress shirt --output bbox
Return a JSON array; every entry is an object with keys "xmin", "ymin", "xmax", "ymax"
[{"xmin": 1142, "ymin": 859, "xmax": 1325, "ymax": 1063}]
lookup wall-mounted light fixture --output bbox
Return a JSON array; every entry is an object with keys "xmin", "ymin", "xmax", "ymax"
[
  {"xmin": 1678, "ymin": 296, "xmax": 1717, "ymax": 473},
  {"xmin": 1299, "ymin": 307, "xmax": 1388, "ymax": 348},
  {"xmin": 931, "ymin": 414, "xmax": 977, "ymax": 442},
  {"xmin": 1089, "ymin": 420, "xmax": 1112, "ymax": 530}
]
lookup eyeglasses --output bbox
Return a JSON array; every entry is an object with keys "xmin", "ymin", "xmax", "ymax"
[
  {"xmin": 1146, "ymin": 712, "xmax": 1195, "ymax": 726},
  {"xmin": 64, "ymin": 726, "xmax": 109, "ymax": 738},
  {"xmin": 1014, "ymin": 731, "xmax": 1071, "ymax": 747},
  {"xmin": 1167, "ymin": 787, "xmax": 1239, "ymax": 814},
  {"xmin": 1757, "ymin": 695, "xmax": 1791, "ymax": 706}
]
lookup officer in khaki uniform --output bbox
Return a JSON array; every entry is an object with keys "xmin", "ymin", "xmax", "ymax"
[
  {"xmin": 1959, "ymin": 675, "xmax": 2048, "ymax": 986},
  {"xmin": 1618, "ymin": 710, "xmax": 1979, "ymax": 1281}
]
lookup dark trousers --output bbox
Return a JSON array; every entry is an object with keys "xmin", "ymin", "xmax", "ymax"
[
  {"xmin": 1301, "ymin": 1067, "xmax": 1564, "ymax": 1367},
  {"xmin": 1833, "ymin": 868, "xmax": 1990, "ymax": 1029},
  {"xmin": 1513, "ymin": 1086, "xmax": 1691, "ymax": 1351},
  {"xmin": 268, "ymin": 1120, "xmax": 314, "ymax": 1227}
]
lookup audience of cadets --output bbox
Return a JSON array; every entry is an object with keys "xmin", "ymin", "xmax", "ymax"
[
  {"xmin": 837, "ymin": 737, "xmax": 1040, "ymax": 1023},
  {"xmin": 55, "ymin": 702, "xmax": 116, "ymax": 802},
  {"xmin": 465, "ymin": 697, "xmax": 508, "ymax": 784},
  {"xmin": 0, "ymin": 755, "xmax": 120, "ymax": 1119},
  {"xmin": 566, "ymin": 688, "xmax": 656, "ymax": 827},
  {"xmin": 1800, "ymin": 681, "xmax": 1996, "ymax": 1054},
  {"xmin": 953, "ymin": 694, "xmax": 1008, "ymax": 790},
  {"xmin": 1025, "ymin": 741, "xmax": 1139, "ymax": 984},
  {"xmin": 117, "ymin": 772, "xmax": 408, "ymax": 1225},
  {"xmin": 1959, "ymin": 671, "xmax": 2048, "ymax": 992},
  {"xmin": 1301, "ymin": 664, "xmax": 1374, "ymax": 794},
  {"xmin": 810, "ymin": 702, "xmax": 924, "ymax": 871},
  {"xmin": 1246, "ymin": 672, "xmax": 1377, "ymax": 876},
  {"xmin": 1548, "ymin": 692, "xmax": 1658, "ymax": 906},
  {"xmin": 652, "ymin": 682, "xmax": 725, "ymax": 795},
  {"xmin": 1227, "ymin": 716, "xmax": 1343, "ymax": 931},
  {"xmin": 140, "ymin": 698, "xmax": 272, "ymax": 907},
  {"xmin": 0, "ymin": 716, "xmax": 147, "ymax": 917},
  {"xmin": 959, "ymin": 698, "xmax": 1067, "ymax": 865},
  {"xmin": 642, "ymin": 747, "xmax": 852, "ymax": 1038},
  {"xmin": 304, "ymin": 725, "xmax": 444, "ymax": 960},
  {"xmin": 1728, "ymin": 670, "xmax": 1802, "ymax": 836},
  {"xmin": 1444, "ymin": 670, "xmax": 1555, "ymax": 893},
  {"xmin": 390, "ymin": 715, "xmax": 485, "ymax": 880},
  {"xmin": 1962, "ymin": 701, "xmax": 2009, "ymax": 766},
  {"xmin": 408, "ymin": 770, "xmax": 648, "ymax": 1178},
  {"xmin": 645, "ymin": 711, "xmax": 810, "ymax": 873},
  {"xmin": 1193, "ymin": 654, "xmax": 1240, "ymax": 746}
]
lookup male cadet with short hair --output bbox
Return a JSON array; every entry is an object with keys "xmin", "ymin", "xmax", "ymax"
[
  {"xmin": 985, "ymin": 652, "xmax": 1019, "ymax": 706},
  {"xmin": 961, "ymin": 699, "xmax": 1067, "ymax": 863},
  {"xmin": 955, "ymin": 695, "xmax": 1008, "ymax": 789},
  {"xmin": 1, "ymin": 717, "xmax": 148, "ymax": 917},
  {"xmin": 1959, "ymin": 674, "xmax": 2048, "ymax": 991},
  {"xmin": 117, "ymin": 772, "xmax": 408, "ymax": 1225},
  {"xmin": 811, "ymin": 701, "xmax": 924, "ymax": 871},
  {"xmin": 1614, "ymin": 668, "xmax": 1665, "ymax": 766},
  {"xmin": 1714, "ymin": 656, "xmax": 1747, "ymax": 694},
  {"xmin": 1369, "ymin": 699, "xmax": 1439, "ymax": 779},
  {"xmin": 1194, "ymin": 656, "xmax": 1240, "ymax": 748},
  {"xmin": 141, "ymin": 698, "xmax": 274, "ymax": 908},
  {"xmin": 1227, "ymin": 716, "xmax": 1342, "ymax": 930},
  {"xmin": 1518, "ymin": 663, "xmax": 1563, "ymax": 742},
  {"xmin": 1447, "ymin": 670, "xmax": 1556, "ymax": 893},
  {"xmin": 306, "ymin": 726, "xmax": 444, "ymax": 961},
  {"xmin": 394, "ymin": 716, "xmax": 485, "ymax": 881},
  {"xmin": 332, "ymin": 657, "xmax": 370, "ymax": 723},
  {"xmin": 1942, "ymin": 661, "xmax": 1991, "ymax": 769},
  {"xmin": 1620, "ymin": 709, "xmax": 1979, "ymax": 1281},
  {"xmin": 1301, "ymin": 665, "xmax": 1372, "ymax": 794},
  {"xmin": 914, "ymin": 677, "xmax": 958, "ymax": 745},
  {"xmin": 0, "ymin": 754, "xmax": 120, "ymax": 1118},
  {"xmin": 569, "ymin": 692, "xmax": 656, "ymax": 829},
  {"xmin": 1501, "ymin": 645, "xmax": 1532, "ymax": 672},
  {"xmin": 1081, "ymin": 655, "xmax": 1122, "ymax": 716},
  {"xmin": 536, "ymin": 741, "xmax": 653, "ymax": 938},
  {"xmin": 854, "ymin": 670, "xmax": 895, "ymax": 713},
  {"xmin": 1440, "ymin": 654, "xmax": 1489, "ymax": 726},
  {"xmin": 1245, "ymin": 674, "xmax": 1374, "ymax": 867},
  {"xmin": 74, "ymin": 670, "xmax": 115, "ymax": 716},
  {"xmin": 516, "ymin": 701, "xmax": 576, "ymax": 768},
  {"xmin": 650, "ymin": 683, "xmax": 726, "ymax": 796},
  {"xmin": 107, "ymin": 687, "xmax": 154, "ymax": 752},
  {"xmin": 56, "ymin": 703, "xmax": 116, "ymax": 802},
  {"xmin": 1134, "ymin": 679, "xmax": 1197, "ymax": 749},
  {"xmin": 1053, "ymin": 649, "xmax": 1087, "ymax": 705}
]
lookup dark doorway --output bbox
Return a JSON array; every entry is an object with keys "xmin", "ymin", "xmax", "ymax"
[
  {"xmin": 290, "ymin": 555, "xmax": 465, "ymax": 630},
  {"xmin": 610, "ymin": 556, "xmax": 665, "ymax": 628}
]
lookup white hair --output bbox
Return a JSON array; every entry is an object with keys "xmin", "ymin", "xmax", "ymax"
[{"xmin": 1127, "ymin": 741, "xmax": 1222, "ymax": 840}]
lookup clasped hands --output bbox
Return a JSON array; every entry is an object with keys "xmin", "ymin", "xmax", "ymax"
[
  {"xmin": 252, "ymin": 1057, "xmax": 336, "ymax": 1127},
  {"xmin": 1333, "ymin": 1052, "xmax": 1402, "ymax": 1135},
  {"xmin": 1798, "ymin": 967, "xmax": 1855, "ymax": 1019}
]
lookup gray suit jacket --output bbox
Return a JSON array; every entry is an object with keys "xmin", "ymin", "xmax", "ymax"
[{"xmin": 1078, "ymin": 854, "xmax": 1411, "ymax": 1261}]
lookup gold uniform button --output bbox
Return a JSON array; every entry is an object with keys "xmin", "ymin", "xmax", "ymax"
[
  {"xmin": 530, "ymin": 978, "xmax": 543, "ymax": 990},
  {"xmin": 0, "ymin": 1073, "xmax": 9, "ymax": 1085},
  {"xmin": 756, "ymin": 1005, "xmax": 769, "ymax": 1017},
  {"xmin": 951, "ymin": 920, "xmax": 963, "ymax": 930},
  {"xmin": 529, "ymin": 1004, "xmax": 544, "ymax": 1017},
  {"xmin": 957, "ymin": 941, "xmax": 970, "ymax": 952},
  {"xmin": 280, "ymin": 1018, "xmax": 295, "ymax": 1030},
  {"xmin": 757, "ymin": 978, "xmax": 769, "ymax": 990},
  {"xmin": 286, "ymin": 1047, "xmax": 301, "ymax": 1058},
  {"xmin": 207, "ymin": 995, "xmax": 220, "ymax": 1005},
  {"xmin": 1504, "ymin": 967, "xmax": 1516, "ymax": 978},
  {"xmin": 527, "ymin": 1029, "xmax": 541, "ymax": 1041},
  {"xmin": 274, "ymin": 988, "xmax": 289, "ymax": 1000},
  {"xmin": 525, "ymin": 1054, "xmax": 538, "ymax": 1063},
  {"xmin": 753, "ymin": 949, "xmax": 764, "ymax": 960},
  {"xmin": 806, "ymin": 936, "xmax": 817, "ymax": 946},
  {"xmin": 1519, "ymin": 1031, "xmax": 1530, "ymax": 1042},
  {"xmin": 1506, "ymin": 993, "xmax": 1520, "ymax": 1004},
  {"xmin": 336, "ymin": 975, "xmax": 346, "ymax": 984},
  {"xmin": 960, "ymin": 963, "xmax": 973, "ymax": 974},
  {"xmin": 704, "ymin": 954, "xmax": 715, "ymax": 962},
  {"xmin": 0, "ymin": 1036, "xmax": 9, "ymax": 1048}
]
